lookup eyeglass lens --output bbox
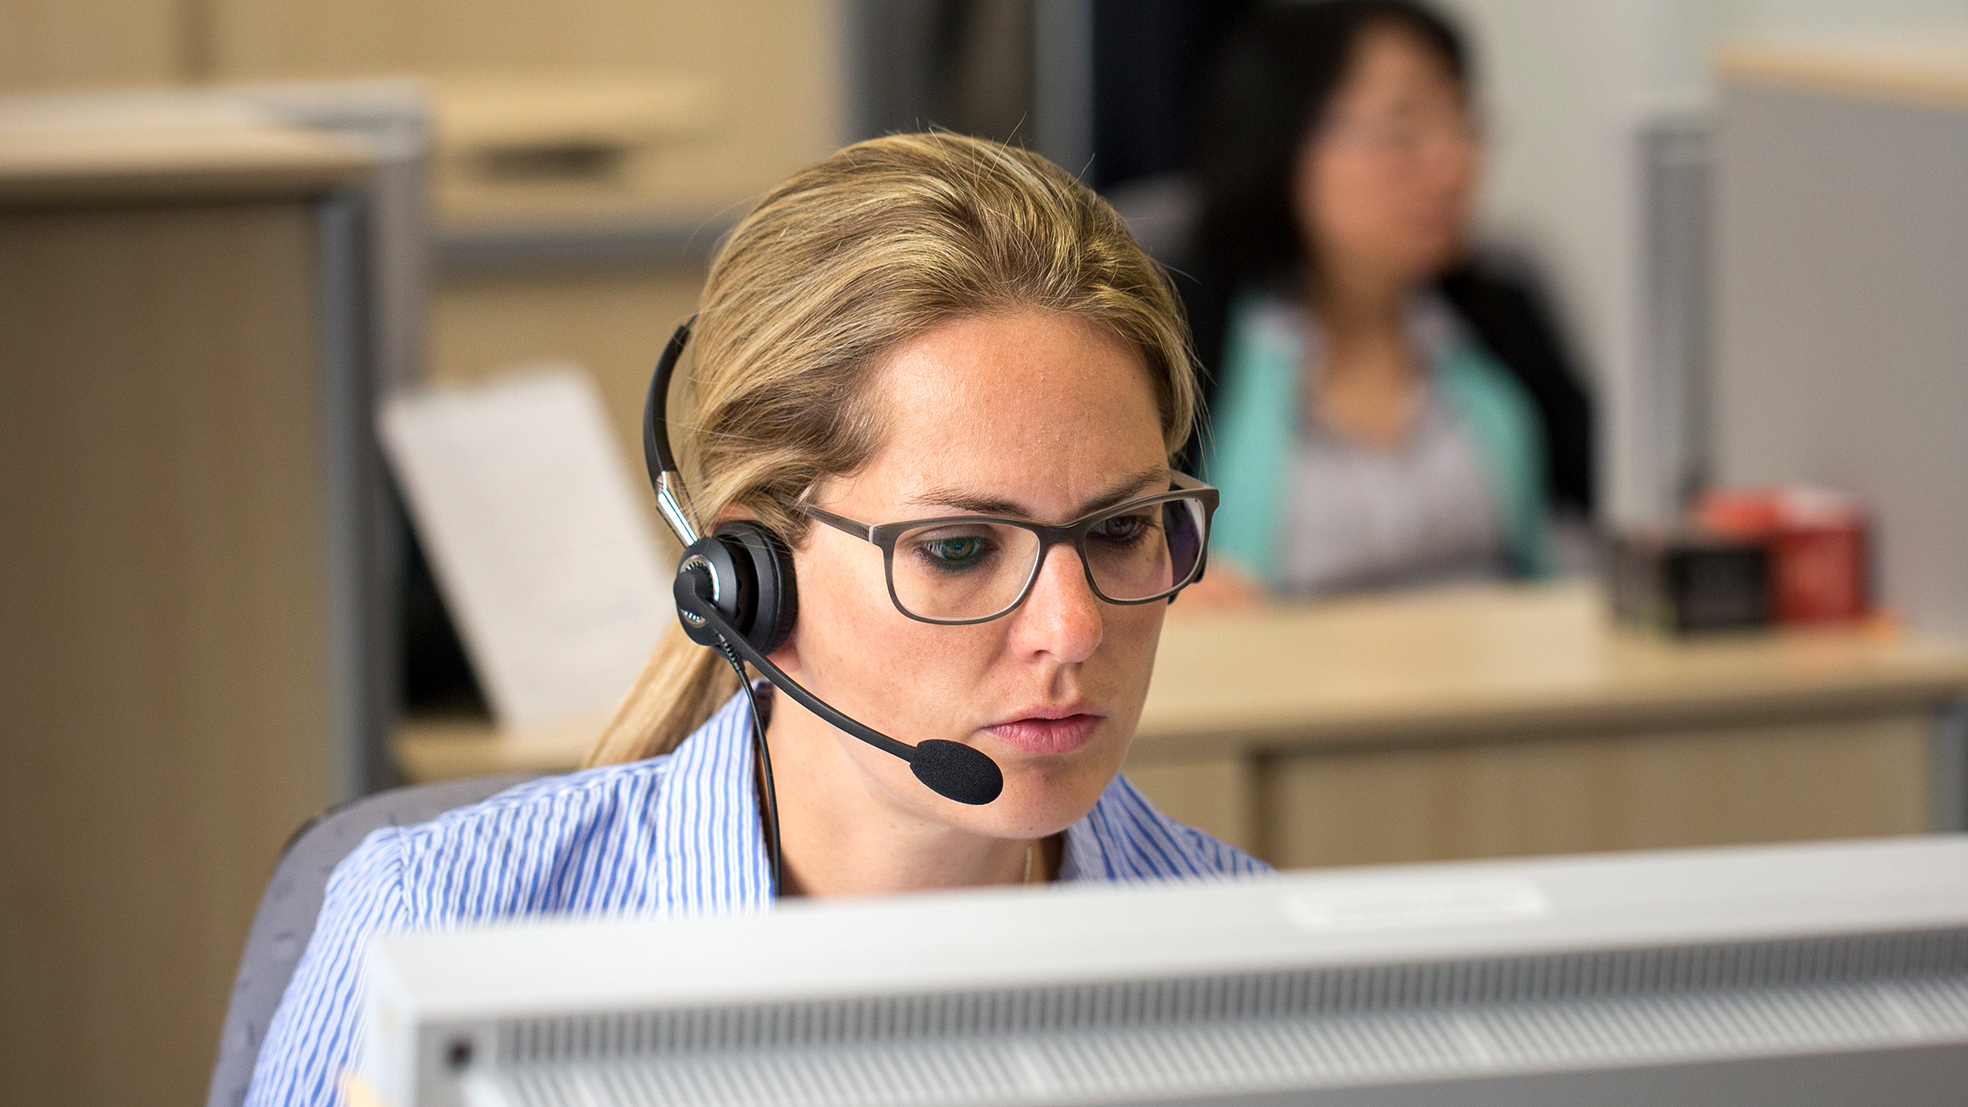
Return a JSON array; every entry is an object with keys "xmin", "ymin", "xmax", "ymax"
[{"xmin": 890, "ymin": 497, "xmax": 1208, "ymax": 621}]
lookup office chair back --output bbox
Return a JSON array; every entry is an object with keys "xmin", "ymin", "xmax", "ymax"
[{"xmin": 205, "ymin": 773, "xmax": 537, "ymax": 1107}]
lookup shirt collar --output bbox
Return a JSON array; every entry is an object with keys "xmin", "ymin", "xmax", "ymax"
[{"xmin": 654, "ymin": 688, "xmax": 774, "ymax": 916}]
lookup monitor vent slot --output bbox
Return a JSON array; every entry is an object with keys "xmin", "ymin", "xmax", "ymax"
[
  {"xmin": 495, "ymin": 927, "xmax": 1968, "ymax": 1064},
  {"xmin": 474, "ymin": 975, "xmax": 1968, "ymax": 1107}
]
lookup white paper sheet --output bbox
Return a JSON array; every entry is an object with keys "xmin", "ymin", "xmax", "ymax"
[{"xmin": 381, "ymin": 367, "xmax": 670, "ymax": 729}]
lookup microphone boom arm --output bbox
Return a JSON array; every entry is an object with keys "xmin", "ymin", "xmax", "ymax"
[
  {"xmin": 676, "ymin": 570, "xmax": 1004, "ymax": 805},
  {"xmin": 680, "ymin": 585, "xmax": 916, "ymax": 762}
]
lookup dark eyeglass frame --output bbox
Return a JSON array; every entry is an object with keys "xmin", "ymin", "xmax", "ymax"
[{"xmin": 797, "ymin": 472, "xmax": 1219, "ymax": 626}]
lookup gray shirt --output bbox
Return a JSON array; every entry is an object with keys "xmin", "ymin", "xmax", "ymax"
[{"xmin": 1274, "ymin": 296, "xmax": 1510, "ymax": 595}]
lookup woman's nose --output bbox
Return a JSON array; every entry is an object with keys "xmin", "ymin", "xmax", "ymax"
[{"xmin": 1009, "ymin": 543, "xmax": 1105, "ymax": 662}]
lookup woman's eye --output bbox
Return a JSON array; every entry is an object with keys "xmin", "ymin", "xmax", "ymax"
[
  {"xmin": 917, "ymin": 535, "xmax": 991, "ymax": 569},
  {"xmin": 1092, "ymin": 514, "xmax": 1156, "ymax": 545}
]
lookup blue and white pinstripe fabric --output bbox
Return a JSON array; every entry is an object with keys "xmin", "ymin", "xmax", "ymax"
[{"xmin": 244, "ymin": 689, "xmax": 1270, "ymax": 1106}]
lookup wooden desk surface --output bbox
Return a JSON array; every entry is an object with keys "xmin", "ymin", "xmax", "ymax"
[
  {"xmin": 1135, "ymin": 582, "xmax": 1968, "ymax": 758},
  {"xmin": 0, "ymin": 95, "xmax": 371, "ymax": 207},
  {"xmin": 397, "ymin": 710, "xmax": 610, "ymax": 784},
  {"xmin": 394, "ymin": 582, "xmax": 1968, "ymax": 783}
]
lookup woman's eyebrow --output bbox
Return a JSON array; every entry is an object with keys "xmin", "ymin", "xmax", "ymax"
[{"xmin": 908, "ymin": 466, "xmax": 1170, "ymax": 520}]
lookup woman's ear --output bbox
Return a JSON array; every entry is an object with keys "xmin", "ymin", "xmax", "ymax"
[{"xmin": 710, "ymin": 502, "xmax": 758, "ymax": 527}]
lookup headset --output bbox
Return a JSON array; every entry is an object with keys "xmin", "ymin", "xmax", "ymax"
[{"xmin": 642, "ymin": 319, "xmax": 1007, "ymax": 893}]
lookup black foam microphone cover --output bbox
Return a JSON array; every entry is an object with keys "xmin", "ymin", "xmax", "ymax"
[{"xmin": 909, "ymin": 739, "xmax": 1005, "ymax": 806}]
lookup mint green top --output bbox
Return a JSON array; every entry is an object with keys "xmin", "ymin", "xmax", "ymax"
[{"xmin": 1202, "ymin": 293, "xmax": 1551, "ymax": 590}]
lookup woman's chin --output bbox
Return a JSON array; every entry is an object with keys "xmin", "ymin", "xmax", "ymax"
[
  {"xmin": 1407, "ymin": 233, "xmax": 1466, "ymax": 276},
  {"xmin": 974, "ymin": 760, "xmax": 1117, "ymax": 838},
  {"xmin": 959, "ymin": 803, "xmax": 1089, "ymax": 843}
]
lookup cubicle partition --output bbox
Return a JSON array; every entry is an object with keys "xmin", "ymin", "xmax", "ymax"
[
  {"xmin": 0, "ymin": 90, "xmax": 417, "ymax": 1107},
  {"xmin": 1714, "ymin": 42, "xmax": 1968, "ymax": 643}
]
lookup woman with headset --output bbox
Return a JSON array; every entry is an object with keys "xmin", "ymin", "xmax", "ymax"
[{"xmin": 246, "ymin": 133, "xmax": 1266, "ymax": 1106}]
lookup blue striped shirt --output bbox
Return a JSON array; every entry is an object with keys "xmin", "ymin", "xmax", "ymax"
[{"xmin": 245, "ymin": 689, "xmax": 1270, "ymax": 1105}]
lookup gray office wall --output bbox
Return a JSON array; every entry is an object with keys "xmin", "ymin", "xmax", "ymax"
[{"xmin": 1714, "ymin": 82, "xmax": 1968, "ymax": 638}]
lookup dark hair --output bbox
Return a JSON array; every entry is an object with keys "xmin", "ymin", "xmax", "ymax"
[{"xmin": 1185, "ymin": 0, "xmax": 1468, "ymax": 390}]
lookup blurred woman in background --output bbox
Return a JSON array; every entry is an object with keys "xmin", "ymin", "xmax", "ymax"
[{"xmin": 1181, "ymin": 0, "xmax": 1593, "ymax": 602}]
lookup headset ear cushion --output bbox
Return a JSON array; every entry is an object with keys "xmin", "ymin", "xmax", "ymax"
[{"xmin": 713, "ymin": 521, "xmax": 799, "ymax": 655}]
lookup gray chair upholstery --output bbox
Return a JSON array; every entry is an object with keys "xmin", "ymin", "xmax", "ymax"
[{"xmin": 205, "ymin": 773, "xmax": 538, "ymax": 1107}]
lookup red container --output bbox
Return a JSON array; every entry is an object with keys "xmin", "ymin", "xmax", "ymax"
[{"xmin": 1694, "ymin": 486, "xmax": 1870, "ymax": 624}]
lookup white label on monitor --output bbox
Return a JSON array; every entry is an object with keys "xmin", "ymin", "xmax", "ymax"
[{"xmin": 1282, "ymin": 879, "xmax": 1550, "ymax": 933}]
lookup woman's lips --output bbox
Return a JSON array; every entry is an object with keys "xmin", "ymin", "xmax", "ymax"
[{"xmin": 984, "ymin": 713, "xmax": 1103, "ymax": 755}]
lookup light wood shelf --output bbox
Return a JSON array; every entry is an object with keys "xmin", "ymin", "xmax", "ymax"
[
  {"xmin": 0, "ymin": 98, "xmax": 371, "ymax": 205},
  {"xmin": 1717, "ymin": 38, "xmax": 1968, "ymax": 111}
]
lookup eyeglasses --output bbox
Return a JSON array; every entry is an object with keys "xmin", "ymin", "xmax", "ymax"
[
  {"xmin": 798, "ymin": 472, "xmax": 1219, "ymax": 625},
  {"xmin": 1317, "ymin": 109, "xmax": 1482, "ymax": 158}
]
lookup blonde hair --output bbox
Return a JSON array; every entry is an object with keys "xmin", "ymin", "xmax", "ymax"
[{"xmin": 584, "ymin": 133, "xmax": 1199, "ymax": 767}]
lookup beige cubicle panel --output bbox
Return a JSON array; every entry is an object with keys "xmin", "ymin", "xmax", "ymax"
[
  {"xmin": 200, "ymin": 0, "xmax": 844, "ymax": 354},
  {"xmin": 5, "ymin": 0, "xmax": 847, "ymax": 543},
  {"xmin": 408, "ymin": 41, "xmax": 839, "ymax": 505},
  {"xmin": 201, "ymin": 0, "xmax": 844, "ymax": 206},
  {"xmin": 0, "ymin": 0, "xmax": 188, "ymax": 91},
  {"xmin": 1237, "ymin": 715, "xmax": 1930, "ymax": 868},
  {"xmin": 430, "ymin": 264, "xmax": 706, "ymax": 488},
  {"xmin": 0, "ymin": 109, "xmax": 371, "ymax": 1107}
]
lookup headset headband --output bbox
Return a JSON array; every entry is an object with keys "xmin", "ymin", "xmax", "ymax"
[{"xmin": 642, "ymin": 317, "xmax": 701, "ymax": 546}]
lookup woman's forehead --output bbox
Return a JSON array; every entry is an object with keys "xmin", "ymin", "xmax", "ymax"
[
  {"xmin": 1339, "ymin": 23, "xmax": 1462, "ymax": 105},
  {"xmin": 843, "ymin": 311, "xmax": 1168, "ymax": 514}
]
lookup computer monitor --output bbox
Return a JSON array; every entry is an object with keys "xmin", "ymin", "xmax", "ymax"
[{"xmin": 360, "ymin": 836, "xmax": 1968, "ymax": 1107}]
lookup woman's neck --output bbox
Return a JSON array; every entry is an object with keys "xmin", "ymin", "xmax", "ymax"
[
  {"xmin": 1307, "ymin": 268, "xmax": 1422, "ymax": 448},
  {"xmin": 1314, "ymin": 267, "xmax": 1408, "ymax": 343},
  {"xmin": 761, "ymin": 693, "xmax": 1046, "ymax": 897}
]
